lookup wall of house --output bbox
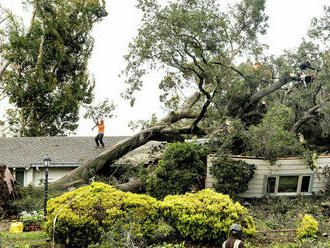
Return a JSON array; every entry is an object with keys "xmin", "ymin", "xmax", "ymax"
[
  {"xmin": 206, "ymin": 156, "xmax": 330, "ymax": 198},
  {"xmin": 32, "ymin": 167, "xmax": 76, "ymax": 186}
]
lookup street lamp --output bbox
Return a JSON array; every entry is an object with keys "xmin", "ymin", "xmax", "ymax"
[{"xmin": 43, "ymin": 154, "xmax": 51, "ymax": 216}]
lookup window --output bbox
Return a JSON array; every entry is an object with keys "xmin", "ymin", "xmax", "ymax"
[
  {"xmin": 301, "ymin": 176, "xmax": 311, "ymax": 192},
  {"xmin": 266, "ymin": 177, "xmax": 276, "ymax": 193},
  {"xmin": 278, "ymin": 176, "xmax": 298, "ymax": 193},
  {"xmin": 265, "ymin": 175, "xmax": 312, "ymax": 195}
]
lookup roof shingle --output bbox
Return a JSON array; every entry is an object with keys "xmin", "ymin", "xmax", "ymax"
[{"xmin": 0, "ymin": 136, "xmax": 128, "ymax": 168}]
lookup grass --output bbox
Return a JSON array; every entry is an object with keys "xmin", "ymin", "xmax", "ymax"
[{"xmin": 0, "ymin": 231, "xmax": 50, "ymax": 248}]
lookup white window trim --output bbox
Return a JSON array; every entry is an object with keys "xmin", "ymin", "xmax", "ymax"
[{"xmin": 264, "ymin": 173, "xmax": 314, "ymax": 196}]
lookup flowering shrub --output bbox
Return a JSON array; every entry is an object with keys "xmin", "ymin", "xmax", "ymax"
[
  {"xmin": 19, "ymin": 210, "xmax": 44, "ymax": 225},
  {"xmin": 45, "ymin": 182, "xmax": 160, "ymax": 248},
  {"xmin": 157, "ymin": 189, "xmax": 256, "ymax": 245},
  {"xmin": 296, "ymin": 214, "xmax": 318, "ymax": 239}
]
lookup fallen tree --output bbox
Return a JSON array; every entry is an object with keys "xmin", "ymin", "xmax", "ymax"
[
  {"xmin": 50, "ymin": 0, "xmax": 313, "ymax": 190},
  {"xmin": 51, "ymin": 73, "xmax": 294, "ymax": 190}
]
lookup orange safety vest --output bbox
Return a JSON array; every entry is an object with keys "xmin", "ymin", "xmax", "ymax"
[{"xmin": 98, "ymin": 124, "xmax": 105, "ymax": 134}]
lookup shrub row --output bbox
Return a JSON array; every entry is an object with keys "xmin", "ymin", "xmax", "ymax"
[{"xmin": 45, "ymin": 182, "xmax": 256, "ymax": 248}]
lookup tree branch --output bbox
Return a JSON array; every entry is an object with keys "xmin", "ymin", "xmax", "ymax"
[
  {"xmin": 212, "ymin": 61, "xmax": 247, "ymax": 80},
  {"xmin": 236, "ymin": 74, "xmax": 291, "ymax": 118},
  {"xmin": 162, "ymin": 91, "xmax": 201, "ymax": 124},
  {"xmin": 291, "ymin": 103, "xmax": 322, "ymax": 132}
]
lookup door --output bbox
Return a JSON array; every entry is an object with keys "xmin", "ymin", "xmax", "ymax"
[{"xmin": 15, "ymin": 170, "xmax": 25, "ymax": 186}]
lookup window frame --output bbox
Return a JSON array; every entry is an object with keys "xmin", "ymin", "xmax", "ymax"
[{"xmin": 263, "ymin": 173, "xmax": 314, "ymax": 196}]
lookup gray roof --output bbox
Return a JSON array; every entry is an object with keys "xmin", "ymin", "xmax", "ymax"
[{"xmin": 0, "ymin": 136, "xmax": 128, "ymax": 168}]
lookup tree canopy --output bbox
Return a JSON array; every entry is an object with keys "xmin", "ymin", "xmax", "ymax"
[
  {"xmin": 0, "ymin": 0, "xmax": 107, "ymax": 136},
  {"xmin": 23, "ymin": 0, "xmax": 329, "ymax": 188},
  {"xmin": 122, "ymin": 0, "xmax": 330, "ymax": 156}
]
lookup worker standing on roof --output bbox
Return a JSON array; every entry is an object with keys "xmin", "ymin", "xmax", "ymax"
[
  {"xmin": 222, "ymin": 224, "xmax": 245, "ymax": 248},
  {"xmin": 95, "ymin": 120, "xmax": 105, "ymax": 148}
]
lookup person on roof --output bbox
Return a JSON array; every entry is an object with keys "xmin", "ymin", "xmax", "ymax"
[
  {"xmin": 95, "ymin": 120, "xmax": 105, "ymax": 148},
  {"xmin": 222, "ymin": 224, "xmax": 245, "ymax": 248}
]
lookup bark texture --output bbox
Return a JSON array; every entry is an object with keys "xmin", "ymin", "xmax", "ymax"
[{"xmin": 0, "ymin": 164, "xmax": 18, "ymax": 217}]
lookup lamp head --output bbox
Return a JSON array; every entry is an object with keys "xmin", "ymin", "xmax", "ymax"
[{"xmin": 43, "ymin": 154, "xmax": 51, "ymax": 167}]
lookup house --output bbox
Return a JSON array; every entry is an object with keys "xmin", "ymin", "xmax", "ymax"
[
  {"xmin": 206, "ymin": 155, "xmax": 330, "ymax": 198},
  {"xmin": 0, "ymin": 136, "xmax": 128, "ymax": 186}
]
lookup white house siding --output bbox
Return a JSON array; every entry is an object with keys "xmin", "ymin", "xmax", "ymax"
[
  {"xmin": 32, "ymin": 167, "xmax": 77, "ymax": 186},
  {"xmin": 206, "ymin": 156, "xmax": 329, "ymax": 198},
  {"xmin": 25, "ymin": 169, "xmax": 34, "ymax": 187}
]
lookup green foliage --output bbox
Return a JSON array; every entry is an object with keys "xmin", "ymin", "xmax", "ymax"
[
  {"xmin": 141, "ymin": 142, "xmax": 209, "ymax": 199},
  {"xmin": 83, "ymin": 98, "xmax": 116, "ymax": 123},
  {"xmin": 210, "ymin": 155, "xmax": 256, "ymax": 196},
  {"xmin": 45, "ymin": 182, "xmax": 160, "ymax": 248},
  {"xmin": 9, "ymin": 185, "xmax": 44, "ymax": 214},
  {"xmin": 8, "ymin": 185, "xmax": 63, "ymax": 215},
  {"xmin": 88, "ymin": 214, "xmax": 146, "ymax": 248},
  {"xmin": 296, "ymin": 214, "xmax": 319, "ymax": 239},
  {"xmin": 0, "ymin": 0, "xmax": 107, "ymax": 136},
  {"xmin": 247, "ymin": 104, "xmax": 304, "ymax": 163},
  {"xmin": 147, "ymin": 242, "xmax": 185, "ymax": 248},
  {"xmin": 123, "ymin": 0, "xmax": 268, "ymax": 107},
  {"xmin": 158, "ymin": 189, "xmax": 256, "ymax": 245},
  {"xmin": 211, "ymin": 119, "xmax": 250, "ymax": 155}
]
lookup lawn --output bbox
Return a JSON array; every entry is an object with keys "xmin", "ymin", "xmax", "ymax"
[{"xmin": 0, "ymin": 231, "xmax": 58, "ymax": 248}]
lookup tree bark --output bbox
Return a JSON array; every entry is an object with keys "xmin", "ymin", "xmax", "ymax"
[
  {"xmin": 236, "ymin": 75, "xmax": 291, "ymax": 118},
  {"xmin": 116, "ymin": 179, "xmax": 143, "ymax": 193},
  {"xmin": 0, "ymin": 164, "xmax": 18, "ymax": 216}
]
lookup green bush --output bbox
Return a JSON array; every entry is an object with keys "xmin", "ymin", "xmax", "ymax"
[
  {"xmin": 157, "ymin": 189, "xmax": 256, "ymax": 245},
  {"xmin": 9, "ymin": 185, "xmax": 44, "ymax": 214},
  {"xmin": 147, "ymin": 242, "xmax": 185, "ymax": 248},
  {"xmin": 88, "ymin": 215, "xmax": 146, "ymax": 248},
  {"xmin": 45, "ymin": 182, "xmax": 160, "ymax": 248},
  {"xmin": 296, "ymin": 214, "xmax": 319, "ymax": 239},
  {"xmin": 210, "ymin": 155, "xmax": 255, "ymax": 196},
  {"xmin": 142, "ymin": 142, "xmax": 208, "ymax": 200}
]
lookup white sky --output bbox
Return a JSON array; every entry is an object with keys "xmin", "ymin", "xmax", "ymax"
[{"xmin": 0, "ymin": 0, "xmax": 328, "ymax": 137}]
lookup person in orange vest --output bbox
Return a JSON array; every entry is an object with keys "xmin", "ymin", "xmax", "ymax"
[{"xmin": 95, "ymin": 120, "xmax": 105, "ymax": 148}]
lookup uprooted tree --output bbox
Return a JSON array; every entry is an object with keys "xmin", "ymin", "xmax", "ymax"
[
  {"xmin": 51, "ymin": 1, "xmax": 329, "ymax": 190},
  {"xmin": 2, "ymin": 1, "xmax": 330, "ymax": 190}
]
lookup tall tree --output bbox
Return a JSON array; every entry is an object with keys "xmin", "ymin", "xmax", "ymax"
[
  {"xmin": 52, "ymin": 0, "xmax": 329, "ymax": 189},
  {"xmin": 0, "ymin": 0, "xmax": 107, "ymax": 136}
]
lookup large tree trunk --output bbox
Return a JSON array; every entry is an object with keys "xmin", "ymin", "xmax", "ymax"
[
  {"xmin": 51, "ymin": 92, "xmax": 204, "ymax": 190},
  {"xmin": 51, "ymin": 125, "xmax": 203, "ymax": 191}
]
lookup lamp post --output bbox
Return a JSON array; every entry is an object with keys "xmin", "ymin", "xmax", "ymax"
[{"xmin": 43, "ymin": 154, "xmax": 51, "ymax": 216}]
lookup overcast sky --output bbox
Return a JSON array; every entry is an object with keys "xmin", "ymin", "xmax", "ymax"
[{"xmin": 1, "ymin": 0, "xmax": 328, "ymax": 137}]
